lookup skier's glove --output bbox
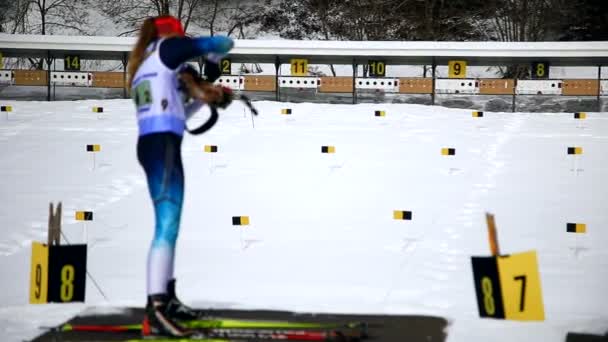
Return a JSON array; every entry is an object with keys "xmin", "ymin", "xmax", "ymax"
[{"xmin": 213, "ymin": 85, "xmax": 234, "ymax": 109}]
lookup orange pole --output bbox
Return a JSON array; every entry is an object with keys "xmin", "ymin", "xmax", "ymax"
[{"xmin": 486, "ymin": 213, "xmax": 500, "ymax": 256}]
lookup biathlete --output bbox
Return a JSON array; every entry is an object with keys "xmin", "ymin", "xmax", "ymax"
[{"xmin": 128, "ymin": 15, "xmax": 233, "ymax": 338}]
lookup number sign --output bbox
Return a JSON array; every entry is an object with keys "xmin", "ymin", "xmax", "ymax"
[
  {"xmin": 30, "ymin": 242, "xmax": 87, "ymax": 303},
  {"xmin": 531, "ymin": 62, "xmax": 549, "ymax": 79},
  {"xmin": 368, "ymin": 60, "xmax": 386, "ymax": 77},
  {"xmin": 448, "ymin": 60, "xmax": 467, "ymax": 79},
  {"xmin": 64, "ymin": 55, "xmax": 81, "ymax": 71},
  {"xmin": 471, "ymin": 250, "xmax": 544, "ymax": 321},
  {"xmin": 290, "ymin": 59, "xmax": 308, "ymax": 76},
  {"xmin": 220, "ymin": 58, "xmax": 231, "ymax": 75}
]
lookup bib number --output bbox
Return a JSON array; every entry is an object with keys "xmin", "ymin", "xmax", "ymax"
[{"xmin": 133, "ymin": 80, "xmax": 153, "ymax": 111}]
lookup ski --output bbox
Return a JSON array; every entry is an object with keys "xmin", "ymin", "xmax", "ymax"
[
  {"xmin": 56, "ymin": 320, "xmax": 366, "ymax": 341},
  {"xmin": 124, "ymin": 328, "xmax": 361, "ymax": 341},
  {"xmin": 199, "ymin": 328, "xmax": 362, "ymax": 341},
  {"xmin": 125, "ymin": 339, "xmax": 229, "ymax": 342},
  {"xmin": 60, "ymin": 318, "xmax": 366, "ymax": 332}
]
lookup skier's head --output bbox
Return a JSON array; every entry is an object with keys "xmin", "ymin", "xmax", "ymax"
[
  {"xmin": 128, "ymin": 16, "xmax": 185, "ymax": 87},
  {"xmin": 153, "ymin": 16, "xmax": 185, "ymax": 38}
]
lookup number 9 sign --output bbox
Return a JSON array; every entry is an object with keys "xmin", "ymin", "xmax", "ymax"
[
  {"xmin": 471, "ymin": 250, "xmax": 544, "ymax": 321},
  {"xmin": 448, "ymin": 60, "xmax": 467, "ymax": 79}
]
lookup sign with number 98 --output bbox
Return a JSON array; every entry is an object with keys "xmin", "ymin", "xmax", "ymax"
[{"xmin": 30, "ymin": 242, "xmax": 87, "ymax": 304}]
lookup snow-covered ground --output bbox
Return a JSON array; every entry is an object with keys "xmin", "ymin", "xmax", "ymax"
[{"xmin": 0, "ymin": 99, "xmax": 607, "ymax": 342}]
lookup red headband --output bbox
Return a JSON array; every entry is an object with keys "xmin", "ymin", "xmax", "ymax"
[{"xmin": 154, "ymin": 16, "xmax": 185, "ymax": 37}]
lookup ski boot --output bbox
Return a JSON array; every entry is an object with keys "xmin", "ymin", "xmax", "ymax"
[
  {"xmin": 166, "ymin": 278, "xmax": 206, "ymax": 321},
  {"xmin": 142, "ymin": 294, "xmax": 193, "ymax": 338}
]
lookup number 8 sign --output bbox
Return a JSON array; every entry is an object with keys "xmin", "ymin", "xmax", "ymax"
[
  {"xmin": 471, "ymin": 250, "xmax": 544, "ymax": 321},
  {"xmin": 531, "ymin": 62, "xmax": 550, "ymax": 79}
]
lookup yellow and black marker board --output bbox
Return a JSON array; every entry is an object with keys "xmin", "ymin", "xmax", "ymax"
[
  {"xmin": 471, "ymin": 250, "xmax": 544, "ymax": 321},
  {"xmin": 442, "ymin": 148, "xmax": 456, "ymax": 156},
  {"xmin": 290, "ymin": 59, "xmax": 308, "ymax": 76},
  {"xmin": 393, "ymin": 210, "xmax": 412, "ymax": 220},
  {"xmin": 567, "ymin": 223, "xmax": 586, "ymax": 233},
  {"xmin": 281, "ymin": 108, "xmax": 292, "ymax": 115},
  {"xmin": 448, "ymin": 60, "xmax": 467, "ymax": 78},
  {"xmin": 531, "ymin": 62, "xmax": 549, "ymax": 79},
  {"xmin": 204, "ymin": 145, "xmax": 218, "ymax": 153},
  {"xmin": 232, "ymin": 216, "xmax": 250, "ymax": 226},
  {"xmin": 574, "ymin": 112, "xmax": 586, "ymax": 119},
  {"xmin": 30, "ymin": 242, "xmax": 87, "ymax": 303},
  {"xmin": 473, "ymin": 111, "xmax": 484, "ymax": 118},
  {"xmin": 75, "ymin": 211, "xmax": 93, "ymax": 221},
  {"xmin": 64, "ymin": 55, "xmax": 81, "ymax": 71},
  {"xmin": 567, "ymin": 147, "xmax": 583, "ymax": 155},
  {"xmin": 86, "ymin": 144, "xmax": 101, "ymax": 152},
  {"xmin": 368, "ymin": 60, "xmax": 386, "ymax": 77},
  {"xmin": 375, "ymin": 110, "xmax": 386, "ymax": 117},
  {"xmin": 220, "ymin": 58, "xmax": 231, "ymax": 75},
  {"xmin": 1, "ymin": 106, "xmax": 12, "ymax": 112},
  {"xmin": 92, "ymin": 107, "xmax": 103, "ymax": 113},
  {"xmin": 321, "ymin": 146, "xmax": 336, "ymax": 154},
  {"xmin": 30, "ymin": 242, "xmax": 49, "ymax": 304}
]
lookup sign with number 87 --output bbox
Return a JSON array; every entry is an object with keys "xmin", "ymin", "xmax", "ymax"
[{"xmin": 471, "ymin": 250, "xmax": 544, "ymax": 321}]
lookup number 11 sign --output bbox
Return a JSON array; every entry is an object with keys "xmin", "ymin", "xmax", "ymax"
[{"xmin": 290, "ymin": 59, "xmax": 308, "ymax": 76}]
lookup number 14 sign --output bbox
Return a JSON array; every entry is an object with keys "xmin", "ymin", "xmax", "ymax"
[{"xmin": 471, "ymin": 250, "xmax": 544, "ymax": 321}]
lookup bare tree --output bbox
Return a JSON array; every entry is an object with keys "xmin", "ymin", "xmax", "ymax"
[
  {"xmin": 28, "ymin": 0, "xmax": 91, "ymax": 35},
  {"xmin": 480, "ymin": 0, "xmax": 575, "ymax": 77},
  {"xmin": 3, "ymin": 0, "xmax": 93, "ymax": 69},
  {"xmin": 488, "ymin": 0, "xmax": 567, "ymax": 42},
  {"xmin": 191, "ymin": 0, "xmax": 258, "ymax": 37},
  {"xmin": 99, "ymin": 0, "xmax": 202, "ymax": 36},
  {"xmin": 0, "ymin": 0, "xmax": 30, "ymax": 34}
]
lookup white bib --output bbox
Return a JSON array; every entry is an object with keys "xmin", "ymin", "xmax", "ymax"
[{"xmin": 131, "ymin": 39, "xmax": 186, "ymax": 136}]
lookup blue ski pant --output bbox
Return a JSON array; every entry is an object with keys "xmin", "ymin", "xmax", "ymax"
[{"xmin": 137, "ymin": 132, "xmax": 184, "ymax": 295}]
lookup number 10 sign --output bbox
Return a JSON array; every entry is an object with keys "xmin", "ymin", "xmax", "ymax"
[{"xmin": 471, "ymin": 250, "xmax": 544, "ymax": 321}]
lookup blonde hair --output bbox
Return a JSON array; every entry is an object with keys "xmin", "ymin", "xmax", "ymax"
[{"xmin": 128, "ymin": 18, "xmax": 157, "ymax": 88}]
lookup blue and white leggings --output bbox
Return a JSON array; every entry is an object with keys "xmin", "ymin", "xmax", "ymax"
[{"xmin": 137, "ymin": 132, "xmax": 184, "ymax": 295}]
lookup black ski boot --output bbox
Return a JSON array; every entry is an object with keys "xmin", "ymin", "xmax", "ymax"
[
  {"xmin": 142, "ymin": 294, "xmax": 192, "ymax": 338},
  {"xmin": 166, "ymin": 278, "xmax": 206, "ymax": 320}
]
